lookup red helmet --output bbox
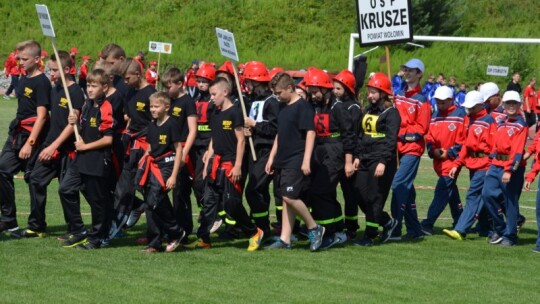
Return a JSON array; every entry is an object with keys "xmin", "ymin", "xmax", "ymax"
[
  {"xmin": 196, "ymin": 63, "xmax": 216, "ymax": 81},
  {"xmin": 217, "ymin": 60, "xmax": 234, "ymax": 76},
  {"xmin": 304, "ymin": 67, "xmax": 333, "ymax": 89},
  {"xmin": 269, "ymin": 67, "xmax": 285, "ymax": 81},
  {"xmin": 367, "ymin": 72, "xmax": 393, "ymax": 95},
  {"xmin": 333, "ymin": 69, "xmax": 356, "ymax": 95},
  {"xmin": 243, "ymin": 61, "xmax": 271, "ymax": 82}
]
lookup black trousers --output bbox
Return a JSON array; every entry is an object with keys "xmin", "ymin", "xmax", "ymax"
[
  {"xmin": 245, "ymin": 146, "xmax": 272, "ymax": 234},
  {"xmin": 113, "ymin": 147, "xmax": 145, "ymax": 216},
  {"xmin": 0, "ymin": 135, "xmax": 38, "ymax": 224},
  {"xmin": 309, "ymin": 142, "xmax": 344, "ymax": 235},
  {"xmin": 197, "ymin": 169, "xmax": 257, "ymax": 243},
  {"xmin": 173, "ymin": 165, "xmax": 194, "ymax": 235},
  {"xmin": 354, "ymin": 158, "xmax": 396, "ymax": 239},
  {"xmin": 142, "ymin": 162, "xmax": 183, "ymax": 249},
  {"xmin": 191, "ymin": 145, "xmax": 208, "ymax": 207},
  {"xmin": 340, "ymin": 172, "xmax": 360, "ymax": 233},
  {"xmin": 28, "ymin": 151, "xmax": 73, "ymax": 231},
  {"xmin": 59, "ymin": 164, "xmax": 112, "ymax": 244}
]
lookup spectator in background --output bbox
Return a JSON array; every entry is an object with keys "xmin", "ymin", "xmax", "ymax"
[
  {"xmin": 78, "ymin": 55, "xmax": 91, "ymax": 97},
  {"xmin": 421, "ymin": 74, "xmax": 435, "ymax": 102},
  {"xmin": 69, "ymin": 47, "xmax": 78, "ymax": 76},
  {"xmin": 3, "ymin": 49, "xmax": 20, "ymax": 99},
  {"xmin": 455, "ymin": 82, "xmax": 467, "ymax": 107},
  {"xmin": 146, "ymin": 60, "xmax": 158, "ymax": 88},
  {"xmin": 507, "ymin": 72, "xmax": 522, "ymax": 93},
  {"xmin": 448, "ymin": 76, "xmax": 457, "ymax": 95},
  {"xmin": 523, "ymin": 77, "xmax": 537, "ymax": 129},
  {"xmin": 185, "ymin": 60, "xmax": 199, "ymax": 98},
  {"xmin": 134, "ymin": 50, "xmax": 146, "ymax": 69},
  {"xmin": 392, "ymin": 67, "xmax": 406, "ymax": 95}
]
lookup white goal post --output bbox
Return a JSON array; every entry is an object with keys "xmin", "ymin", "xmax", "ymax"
[{"xmin": 348, "ymin": 34, "xmax": 540, "ymax": 71}]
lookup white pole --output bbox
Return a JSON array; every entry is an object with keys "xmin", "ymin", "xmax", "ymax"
[{"xmin": 348, "ymin": 34, "xmax": 356, "ymax": 72}]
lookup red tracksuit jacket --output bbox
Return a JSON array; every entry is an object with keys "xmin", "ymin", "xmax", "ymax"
[
  {"xmin": 394, "ymin": 85, "xmax": 431, "ymax": 156},
  {"xmin": 453, "ymin": 109, "xmax": 496, "ymax": 171},
  {"xmin": 490, "ymin": 115, "xmax": 527, "ymax": 172},
  {"xmin": 426, "ymin": 105, "xmax": 466, "ymax": 176}
]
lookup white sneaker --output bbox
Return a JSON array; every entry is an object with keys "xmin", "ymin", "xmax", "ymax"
[{"xmin": 209, "ymin": 219, "xmax": 223, "ymax": 233}]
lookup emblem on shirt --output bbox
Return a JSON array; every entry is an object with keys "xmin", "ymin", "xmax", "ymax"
[
  {"xmin": 474, "ymin": 127, "xmax": 483, "ymax": 135},
  {"xmin": 223, "ymin": 120, "xmax": 232, "ymax": 130},
  {"xmin": 507, "ymin": 128, "xmax": 514, "ymax": 136},
  {"xmin": 90, "ymin": 117, "xmax": 97, "ymax": 127},
  {"xmin": 408, "ymin": 106, "xmax": 415, "ymax": 114},
  {"xmin": 448, "ymin": 123, "xmax": 456, "ymax": 132},
  {"xmin": 172, "ymin": 107, "xmax": 182, "ymax": 117},
  {"xmin": 159, "ymin": 134, "xmax": 167, "ymax": 144},
  {"xmin": 59, "ymin": 97, "xmax": 68, "ymax": 109},
  {"xmin": 24, "ymin": 87, "xmax": 33, "ymax": 98},
  {"xmin": 136, "ymin": 101, "xmax": 146, "ymax": 112},
  {"xmin": 286, "ymin": 186, "xmax": 293, "ymax": 192}
]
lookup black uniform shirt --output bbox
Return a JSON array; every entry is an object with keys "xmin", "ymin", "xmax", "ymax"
[
  {"xmin": 169, "ymin": 94, "xmax": 197, "ymax": 142},
  {"xmin": 274, "ymin": 98, "xmax": 315, "ymax": 169},
  {"xmin": 76, "ymin": 98, "xmax": 114, "ymax": 177},
  {"xmin": 15, "ymin": 73, "xmax": 51, "ymax": 119},
  {"xmin": 210, "ymin": 105, "xmax": 243, "ymax": 162},
  {"xmin": 125, "ymin": 85, "xmax": 156, "ymax": 133},
  {"xmin": 147, "ymin": 117, "xmax": 182, "ymax": 158},
  {"xmin": 45, "ymin": 83, "xmax": 85, "ymax": 151}
]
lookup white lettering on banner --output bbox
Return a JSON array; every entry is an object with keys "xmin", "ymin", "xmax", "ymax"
[
  {"xmin": 356, "ymin": 0, "xmax": 413, "ymax": 46},
  {"xmin": 216, "ymin": 28, "xmax": 239, "ymax": 62},
  {"xmin": 35, "ymin": 4, "xmax": 56, "ymax": 37},
  {"xmin": 486, "ymin": 65, "xmax": 509, "ymax": 77}
]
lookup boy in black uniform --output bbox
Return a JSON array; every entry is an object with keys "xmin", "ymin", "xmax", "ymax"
[
  {"xmin": 13, "ymin": 51, "xmax": 84, "ymax": 238},
  {"xmin": 109, "ymin": 58, "xmax": 156, "ymax": 239},
  {"xmin": 242, "ymin": 61, "xmax": 279, "ymax": 237},
  {"xmin": 161, "ymin": 67, "xmax": 198, "ymax": 237},
  {"xmin": 135, "ymin": 92, "xmax": 186, "ymax": 252},
  {"xmin": 265, "ymin": 73, "xmax": 325, "ymax": 251},
  {"xmin": 60, "ymin": 69, "xmax": 114, "ymax": 249},
  {"xmin": 189, "ymin": 77, "xmax": 264, "ymax": 251},
  {"xmin": 0, "ymin": 40, "xmax": 51, "ymax": 233}
]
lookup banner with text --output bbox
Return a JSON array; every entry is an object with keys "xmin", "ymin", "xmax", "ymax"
[
  {"xmin": 356, "ymin": 0, "xmax": 413, "ymax": 47},
  {"xmin": 148, "ymin": 41, "xmax": 172, "ymax": 54},
  {"xmin": 216, "ymin": 28, "xmax": 239, "ymax": 62}
]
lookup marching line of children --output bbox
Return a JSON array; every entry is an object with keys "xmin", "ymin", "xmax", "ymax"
[{"xmin": 3, "ymin": 40, "xmax": 540, "ymax": 253}]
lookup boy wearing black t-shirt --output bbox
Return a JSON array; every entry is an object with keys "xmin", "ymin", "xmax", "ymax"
[
  {"xmin": 0, "ymin": 40, "xmax": 51, "ymax": 234},
  {"xmin": 13, "ymin": 51, "xmax": 85, "ymax": 238},
  {"xmin": 161, "ymin": 68, "xmax": 198, "ymax": 237},
  {"xmin": 60, "ymin": 69, "xmax": 114, "ymax": 249},
  {"xmin": 189, "ymin": 77, "xmax": 263, "ymax": 251},
  {"xmin": 265, "ymin": 73, "xmax": 325, "ymax": 251},
  {"xmin": 135, "ymin": 92, "xmax": 186, "ymax": 252}
]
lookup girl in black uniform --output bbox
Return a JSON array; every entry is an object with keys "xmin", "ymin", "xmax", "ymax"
[{"xmin": 353, "ymin": 72, "xmax": 401, "ymax": 246}]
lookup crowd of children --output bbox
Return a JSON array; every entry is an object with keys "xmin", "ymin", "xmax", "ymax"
[{"xmin": 2, "ymin": 40, "xmax": 540, "ymax": 254}]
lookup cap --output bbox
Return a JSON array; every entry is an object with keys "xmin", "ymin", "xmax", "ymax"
[
  {"xmin": 479, "ymin": 82, "xmax": 499, "ymax": 102},
  {"xmin": 433, "ymin": 86, "xmax": 454, "ymax": 100},
  {"xmin": 82, "ymin": 55, "xmax": 91, "ymax": 61},
  {"xmin": 149, "ymin": 60, "xmax": 157, "ymax": 66},
  {"xmin": 502, "ymin": 90, "xmax": 521, "ymax": 103},
  {"xmin": 462, "ymin": 91, "xmax": 484, "ymax": 108},
  {"xmin": 70, "ymin": 47, "xmax": 79, "ymax": 54},
  {"xmin": 400, "ymin": 58, "xmax": 425, "ymax": 73}
]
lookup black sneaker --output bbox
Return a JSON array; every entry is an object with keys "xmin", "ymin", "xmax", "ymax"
[
  {"xmin": 517, "ymin": 215, "xmax": 526, "ymax": 234},
  {"xmin": 62, "ymin": 231, "xmax": 88, "ymax": 248},
  {"xmin": 381, "ymin": 219, "xmax": 398, "ymax": 243},
  {"xmin": 0, "ymin": 221, "xmax": 19, "ymax": 234},
  {"xmin": 488, "ymin": 233, "xmax": 503, "ymax": 245},
  {"xmin": 421, "ymin": 225, "xmax": 433, "ymax": 236},
  {"xmin": 76, "ymin": 241, "xmax": 100, "ymax": 250},
  {"xmin": 354, "ymin": 237, "xmax": 375, "ymax": 246},
  {"xmin": 56, "ymin": 232, "xmax": 73, "ymax": 241},
  {"xmin": 499, "ymin": 238, "xmax": 516, "ymax": 247},
  {"xmin": 11, "ymin": 228, "xmax": 46, "ymax": 239},
  {"xmin": 319, "ymin": 235, "xmax": 340, "ymax": 250}
]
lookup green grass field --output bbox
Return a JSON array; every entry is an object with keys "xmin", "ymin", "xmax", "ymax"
[{"xmin": 1, "ymin": 98, "xmax": 540, "ymax": 303}]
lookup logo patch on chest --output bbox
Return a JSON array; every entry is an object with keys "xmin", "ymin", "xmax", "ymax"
[
  {"xmin": 59, "ymin": 97, "xmax": 68, "ymax": 109},
  {"xmin": 136, "ymin": 101, "xmax": 146, "ymax": 112},
  {"xmin": 408, "ymin": 106, "xmax": 415, "ymax": 114},
  {"xmin": 448, "ymin": 123, "xmax": 456, "ymax": 132},
  {"xmin": 172, "ymin": 107, "xmax": 182, "ymax": 117},
  {"xmin": 507, "ymin": 128, "xmax": 515, "ymax": 137},
  {"xmin": 222, "ymin": 120, "xmax": 232, "ymax": 130},
  {"xmin": 159, "ymin": 134, "xmax": 167, "ymax": 144},
  {"xmin": 89, "ymin": 117, "xmax": 97, "ymax": 127},
  {"xmin": 24, "ymin": 87, "xmax": 33, "ymax": 98},
  {"xmin": 474, "ymin": 127, "xmax": 483, "ymax": 135}
]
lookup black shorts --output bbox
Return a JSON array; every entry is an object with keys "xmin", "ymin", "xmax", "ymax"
[{"xmin": 276, "ymin": 168, "xmax": 310, "ymax": 200}]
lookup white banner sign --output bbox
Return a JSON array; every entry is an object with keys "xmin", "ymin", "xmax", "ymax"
[
  {"xmin": 36, "ymin": 4, "xmax": 56, "ymax": 37},
  {"xmin": 486, "ymin": 65, "xmax": 509, "ymax": 77},
  {"xmin": 216, "ymin": 28, "xmax": 239, "ymax": 62},
  {"xmin": 148, "ymin": 41, "xmax": 172, "ymax": 54},
  {"xmin": 356, "ymin": 0, "xmax": 413, "ymax": 47}
]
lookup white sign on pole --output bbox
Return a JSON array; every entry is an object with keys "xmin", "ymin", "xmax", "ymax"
[
  {"xmin": 36, "ymin": 4, "xmax": 56, "ymax": 37},
  {"xmin": 486, "ymin": 65, "xmax": 509, "ymax": 77},
  {"xmin": 215, "ymin": 28, "xmax": 239, "ymax": 62},
  {"xmin": 355, "ymin": 0, "xmax": 413, "ymax": 47},
  {"xmin": 148, "ymin": 41, "xmax": 172, "ymax": 54}
]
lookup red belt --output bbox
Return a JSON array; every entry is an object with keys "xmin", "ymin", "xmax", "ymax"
[{"xmin": 137, "ymin": 151, "xmax": 174, "ymax": 191}]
